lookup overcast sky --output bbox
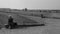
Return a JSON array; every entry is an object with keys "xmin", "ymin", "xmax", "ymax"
[{"xmin": 0, "ymin": 0, "xmax": 60, "ymax": 9}]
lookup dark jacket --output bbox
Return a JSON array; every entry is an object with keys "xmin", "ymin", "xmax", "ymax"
[{"xmin": 8, "ymin": 17, "xmax": 13, "ymax": 25}]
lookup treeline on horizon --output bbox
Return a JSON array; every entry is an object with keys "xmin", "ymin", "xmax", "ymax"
[{"xmin": 0, "ymin": 8, "xmax": 60, "ymax": 13}]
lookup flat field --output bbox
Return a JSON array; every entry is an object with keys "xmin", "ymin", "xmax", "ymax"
[{"xmin": 0, "ymin": 11, "xmax": 60, "ymax": 34}]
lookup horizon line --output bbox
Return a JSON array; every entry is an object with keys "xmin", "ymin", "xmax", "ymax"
[{"xmin": 0, "ymin": 8, "xmax": 60, "ymax": 10}]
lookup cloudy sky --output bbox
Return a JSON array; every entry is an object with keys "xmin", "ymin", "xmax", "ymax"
[{"xmin": 0, "ymin": 0, "xmax": 60, "ymax": 9}]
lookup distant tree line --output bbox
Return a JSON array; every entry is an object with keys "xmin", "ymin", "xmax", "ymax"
[{"xmin": 39, "ymin": 10, "xmax": 60, "ymax": 13}]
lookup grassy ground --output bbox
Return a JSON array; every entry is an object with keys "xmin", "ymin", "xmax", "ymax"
[
  {"xmin": 0, "ymin": 11, "xmax": 45, "ymax": 27},
  {"xmin": 0, "ymin": 18, "xmax": 60, "ymax": 34},
  {"xmin": 0, "ymin": 10, "xmax": 60, "ymax": 34}
]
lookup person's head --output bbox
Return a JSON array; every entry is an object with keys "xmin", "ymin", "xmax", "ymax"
[{"xmin": 8, "ymin": 15, "xmax": 13, "ymax": 18}]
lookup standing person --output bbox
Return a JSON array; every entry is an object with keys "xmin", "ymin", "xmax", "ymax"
[
  {"xmin": 8, "ymin": 15, "xmax": 14, "ymax": 29},
  {"xmin": 41, "ymin": 14, "xmax": 45, "ymax": 18},
  {"xmin": 41, "ymin": 14, "xmax": 44, "ymax": 18}
]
